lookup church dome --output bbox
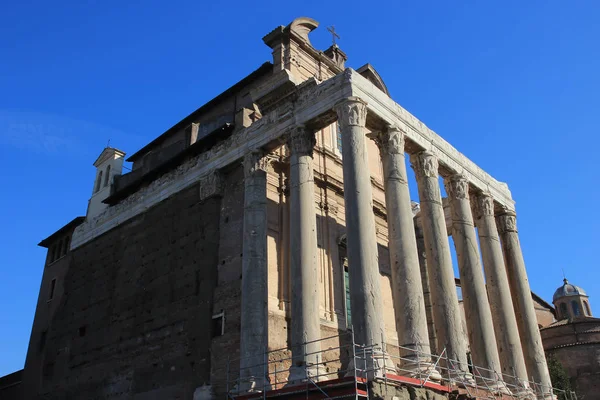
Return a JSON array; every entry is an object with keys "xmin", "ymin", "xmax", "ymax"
[{"xmin": 553, "ymin": 278, "xmax": 587, "ymax": 302}]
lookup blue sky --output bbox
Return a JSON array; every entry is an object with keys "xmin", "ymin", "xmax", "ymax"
[{"xmin": 1, "ymin": 1, "xmax": 599, "ymax": 377}]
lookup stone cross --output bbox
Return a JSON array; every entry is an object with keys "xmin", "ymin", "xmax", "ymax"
[{"xmin": 327, "ymin": 25, "xmax": 340, "ymax": 46}]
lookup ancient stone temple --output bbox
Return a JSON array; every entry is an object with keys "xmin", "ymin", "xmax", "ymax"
[{"xmin": 7, "ymin": 16, "xmax": 565, "ymax": 400}]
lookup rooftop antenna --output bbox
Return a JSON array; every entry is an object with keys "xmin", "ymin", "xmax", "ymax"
[
  {"xmin": 327, "ymin": 25, "xmax": 340, "ymax": 46},
  {"xmin": 107, "ymin": 139, "xmax": 111, "ymax": 148}
]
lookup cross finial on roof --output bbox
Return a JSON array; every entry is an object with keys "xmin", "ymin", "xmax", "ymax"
[{"xmin": 327, "ymin": 25, "xmax": 340, "ymax": 46}]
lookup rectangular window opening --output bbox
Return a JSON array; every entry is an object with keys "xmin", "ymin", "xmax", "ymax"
[
  {"xmin": 48, "ymin": 278, "xmax": 57, "ymax": 301},
  {"xmin": 212, "ymin": 311, "xmax": 225, "ymax": 338}
]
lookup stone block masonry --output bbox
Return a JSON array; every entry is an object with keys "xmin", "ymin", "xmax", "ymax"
[{"xmin": 38, "ymin": 183, "xmax": 222, "ymax": 400}]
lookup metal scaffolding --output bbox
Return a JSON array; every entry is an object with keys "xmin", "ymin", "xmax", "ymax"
[{"xmin": 225, "ymin": 330, "xmax": 577, "ymax": 400}]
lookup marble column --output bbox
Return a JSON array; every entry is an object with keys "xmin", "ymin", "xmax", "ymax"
[
  {"xmin": 445, "ymin": 175, "xmax": 506, "ymax": 392},
  {"xmin": 497, "ymin": 210, "xmax": 553, "ymax": 398},
  {"xmin": 372, "ymin": 126, "xmax": 438, "ymax": 379},
  {"xmin": 335, "ymin": 97, "xmax": 394, "ymax": 376},
  {"xmin": 287, "ymin": 126, "xmax": 324, "ymax": 382},
  {"xmin": 410, "ymin": 152, "xmax": 471, "ymax": 382},
  {"xmin": 473, "ymin": 193, "xmax": 530, "ymax": 392},
  {"xmin": 239, "ymin": 150, "xmax": 270, "ymax": 391}
]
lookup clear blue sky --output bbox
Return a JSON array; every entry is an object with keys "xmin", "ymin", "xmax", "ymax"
[{"xmin": 1, "ymin": 1, "xmax": 599, "ymax": 377}]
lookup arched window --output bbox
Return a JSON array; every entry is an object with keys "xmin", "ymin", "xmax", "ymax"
[
  {"xmin": 560, "ymin": 302, "xmax": 568, "ymax": 319},
  {"xmin": 572, "ymin": 301, "xmax": 580, "ymax": 316},
  {"xmin": 584, "ymin": 301, "xmax": 591, "ymax": 316},
  {"xmin": 104, "ymin": 165, "xmax": 111, "ymax": 187},
  {"xmin": 95, "ymin": 171, "xmax": 103, "ymax": 193}
]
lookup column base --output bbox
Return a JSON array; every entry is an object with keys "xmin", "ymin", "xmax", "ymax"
[
  {"xmin": 486, "ymin": 381, "xmax": 512, "ymax": 396},
  {"xmin": 232, "ymin": 376, "xmax": 271, "ymax": 394},
  {"xmin": 346, "ymin": 350, "xmax": 397, "ymax": 379},
  {"xmin": 448, "ymin": 369, "xmax": 476, "ymax": 388},
  {"xmin": 400, "ymin": 360, "xmax": 442, "ymax": 382},
  {"xmin": 287, "ymin": 363, "xmax": 328, "ymax": 385}
]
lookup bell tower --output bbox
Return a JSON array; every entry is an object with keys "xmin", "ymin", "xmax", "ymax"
[{"xmin": 87, "ymin": 147, "xmax": 125, "ymax": 219}]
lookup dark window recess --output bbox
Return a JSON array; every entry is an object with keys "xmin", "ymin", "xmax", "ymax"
[
  {"xmin": 39, "ymin": 330, "xmax": 47, "ymax": 352},
  {"xmin": 48, "ymin": 278, "xmax": 56, "ymax": 300},
  {"xmin": 212, "ymin": 311, "xmax": 225, "ymax": 337},
  {"xmin": 78, "ymin": 326, "xmax": 87, "ymax": 337}
]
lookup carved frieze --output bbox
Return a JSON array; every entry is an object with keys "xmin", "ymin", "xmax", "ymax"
[
  {"xmin": 410, "ymin": 151, "xmax": 439, "ymax": 181},
  {"xmin": 287, "ymin": 126, "xmax": 316, "ymax": 157},
  {"xmin": 497, "ymin": 211, "xmax": 518, "ymax": 233},
  {"xmin": 444, "ymin": 175, "xmax": 469, "ymax": 200},
  {"xmin": 335, "ymin": 97, "xmax": 367, "ymax": 127}
]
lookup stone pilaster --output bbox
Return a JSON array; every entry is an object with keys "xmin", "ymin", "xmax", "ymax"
[
  {"xmin": 473, "ymin": 193, "xmax": 530, "ymax": 392},
  {"xmin": 410, "ymin": 152, "xmax": 471, "ymax": 382},
  {"xmin": 445, "ymin": 175, "xmax": 506, "ymax": 392},
  {"xmin": 239, "ymin": 150, "xmax": 270, "ymax": 392},
  {"xmin": 497, "ymin": 210, "xmax": 553, "ymax": 398},
  {"xmin": 372, "ymin": 126, "xmax": 438, "ymax": 379},
  {"xmin": 286, "ymin": 126, "xmax": 324, "ymax": 383},
  {"xmin": 335, "ymin": 97, "xmax": 394, "ymax": 377}
]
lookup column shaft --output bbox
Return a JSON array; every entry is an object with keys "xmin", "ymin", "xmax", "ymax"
[
  {"xmin": 497, "ymin": 211, "xmax": 553, "ymax": 398},
  {"xmin": 445, "ymin": 175, "xmax": 505, "ymax": 389},
  {"xmin": 373, "ymin": 127, "xmax": 436, "ymax": 377},
  {"xmin": 239, "ymin": 151, "xmax": 270, "ymax": 391},
  {"xmin": 335, "ymin": 98, "xmax": 393, "ymax": 376},
  {"xmin": 287, "ymin": 127, "xmax": 323, "ymax": 382},
  {"xmin": 473, "ymin": 194, "xmax": 530, "ymax": 390},
  {"xmin": 410, "ymin": 152, "xmax": 470, "ymax": 380}
]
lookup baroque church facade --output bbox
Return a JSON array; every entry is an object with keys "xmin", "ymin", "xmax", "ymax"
[{"xmin": 1, "ymin": 17, "xmax": 569, "ymax": 400}]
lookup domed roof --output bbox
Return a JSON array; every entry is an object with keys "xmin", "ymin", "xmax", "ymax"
[{"xmin": 553, "ymin": 278, "xmax": 587, "ymax": 302}]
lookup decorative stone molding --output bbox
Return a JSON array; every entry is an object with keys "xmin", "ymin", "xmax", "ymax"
[
  {"xmin": 243, "ymin": 150, "xmax": 270, "ymax": 178},
  {"xmin": 199, "ymin": 171, "xmax": 223, "ymax": 201},
  {"xmin": 444, "ymin": 174, "xmax": 469, "ymax": 200},
  {"xmin": 497, "ymin": 210, "xmax": 518, "ymax": 233},
  {"xmin": 335, "ymin": 97, "xmax": 367, "ymax": 127},
  {"xmin": 410, "ymin": 151, "xmax": 439, "ymax": 180},
  {"xmin": 472, "ymin": 192, "xmax": 495, "ymax": 220},
  {"xmin": 287, "ymin": 126, "xmax": 316, "ymax": 157},
  {"xmin": 369, "ymin": 126, "xmax": 405, "ymax": 155}
]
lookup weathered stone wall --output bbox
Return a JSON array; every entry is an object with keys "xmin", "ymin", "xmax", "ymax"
[
  {"xmin": 534, "ymin": 299, "xmax": 556, "ymax": 328},
  {"xmin": 547, "ymin": 343, "xmax": 600, "ymax": 400},
  {"xmin": 35, "ymin": 183, "xmax": 222, "ymax": 400},
  {"xmin": 210, "ymin": 165, "xmax": 246, "ymax": 398}
]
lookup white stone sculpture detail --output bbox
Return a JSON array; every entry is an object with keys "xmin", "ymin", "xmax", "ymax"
[
  {"xmin": 497, "ymin": 212, "xmax": 518, "ymax": 233},
  {"xmin": 445, "ymin": 175, "xmax": 469, "ymax": 200},
  {"xmin": 287, "ymin": 126, "xmax": 316, "ymax": 156},
  {"xmin": 335, "ymin": 98, "xmax": 367, "ymax": 127},
  {"xmin": 243, "ymin": 150, "xmax": 270, "ymax": 177},
  {"xmin": 410, "ymin": 151, "xmax": 438, "ymax": 180}
]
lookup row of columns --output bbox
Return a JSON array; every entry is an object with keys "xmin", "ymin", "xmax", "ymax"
[{"xmin": 238, "ymin": 96, "xmax": 552, "ymax": 397}]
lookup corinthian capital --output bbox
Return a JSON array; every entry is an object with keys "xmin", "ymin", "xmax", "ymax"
[
  {"xmin": 472, "ymin": 192, "xmax": 495, "ymax": 220},
  {"xmin": 444, "ymin": 174, "xmax": 470, "ymax": 200},
  {"xmin": 497, "ymin": 210, "xmax": 518, "ymax": 233},
  {"xmin": 243, "ymin": 150, "xmax": 270, "ymax": 178},
  {"xmin": 371, "ymin": 126, "xmax": 406, "ymax": 156},
  {"xmin": 287, "ymin": 126, "xmax": 316, "ymax": 157},
  {"xmin": 410, "ymin": 151, "xmax": 439, "ymax": 180},
  {"xmin": 335, "ymin": 97, "xmax": 367, "ymax": 128}
]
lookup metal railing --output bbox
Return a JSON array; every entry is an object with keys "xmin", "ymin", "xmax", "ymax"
[{"xmin": 225, "ymin": 331, "xmax": 577, "ymax": 400}]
